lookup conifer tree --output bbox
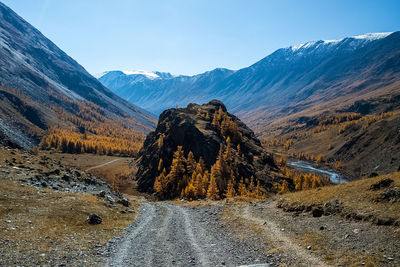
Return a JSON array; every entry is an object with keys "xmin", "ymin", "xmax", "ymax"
[
  {"xmin": 165, "ymin": 146, "xmax": 186, "ymax": 197},
  {"xmin": 207, "ymin": 172, "xmax": 220, "ymax": 200},
  {"xmin": 201, "ymin": 170, "xmax": 210, "ymax": 197},
  {"xmin": 211, "ymin": 159, "xmax": 223, "ymax": 195},
  {"xmin": 193, "ymin": 173, "xmax": 203, "ymax": 198},
  {"xmin": 225, "ymin": 179, "xmax": 236, "ymax": 198},
  {"xmin": 158, "ymin": 158, "xmax": 163, "ymax": 172},
  {"xmin": 255, "ymin": 180, "xmax": 265, "ymax": 199},
  {"xmin": 154, "ymin": 168, "xmax": 167, "ymax": 198},
  {"xmin": 280, "ymin": 180, "xmax": 289, "ymax": 194},
  {"xmin": 186, "ymin": 151, "xmax": 196, "ymax": 176},
  {"xmin": 248, "ymin": 176, "xmax": 256, "ymax": 198},
  {"xmin": 238, "ymin": 177, "xmax": 247, "ymax": 197}
]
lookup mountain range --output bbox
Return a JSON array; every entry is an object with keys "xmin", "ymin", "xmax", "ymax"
[
  {"xmin": 98, "ymin": 32, "xmax": 400, "ymax": 136},
  {"xmin": 0, "ymin": 2, "xmax": 156, "ymax": 148}
]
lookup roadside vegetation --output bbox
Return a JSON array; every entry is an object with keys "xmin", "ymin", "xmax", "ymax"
[{"xmin": 277, "ymin": 172, "xmax": 400, "ymax": 225}]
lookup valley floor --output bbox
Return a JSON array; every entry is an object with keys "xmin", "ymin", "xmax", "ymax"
[{"xmin": 1, "ymin": 147, "xmax": 399, "ymax": 267}]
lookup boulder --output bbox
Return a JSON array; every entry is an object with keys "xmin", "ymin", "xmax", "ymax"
[
  {"xmin": 312, "ymin": 206, "xmax": 324, "ymax": 217},
  {"xmin": 323, "ymin": 199, "xmax": 343, "ymax": 215},
  {"xmin": 376, "ymin": 187, "xmax": 400, "ymax": 203},
  {"xmin": 369, "ymin": 178, "xmax": 394, "ymax": 190},
  {"xmin": 87, "ymin": 214, "xmax": 102, "ymax": 225},
  {"xmin": 62, "ymin": 174, "xmax": 71, "ymax": 182}
]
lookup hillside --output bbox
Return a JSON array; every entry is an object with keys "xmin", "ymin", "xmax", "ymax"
[
  {"xmin": 135, "ymin": 100, "xmax": 278, "ymax": 199},
  {"xmin": 0, "ymin": 2, "xmax": 156, "ymax": 149},
  {"xmin": 262, "ymin": 95, "xmax": 400, "ymax": 178},
  {"xmin": 98, "ymin": 32, "xmax": 400, "ymax": 125}
]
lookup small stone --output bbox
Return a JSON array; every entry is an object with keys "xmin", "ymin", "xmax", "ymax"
[
  {"xmin": 98, "ymin": 191, "xmax": 106, "ymax": 198},
  {"xmin": 319, "ymin": 226, "xmax": 325, "ymax": 230},
  {"xmin": 118, "ymin": 198, "xmax": 130, "ymax": 207},
  {"xmin": 353, "ymin": 228, "xmax": 360, "ymax": 234},
  {"xmin": 307, "ymin": 245, "xmax": 312, "ymax": 250},
  {"xmin": 107, "ymin": 195, "xmax": 115, "ymax": 203}
]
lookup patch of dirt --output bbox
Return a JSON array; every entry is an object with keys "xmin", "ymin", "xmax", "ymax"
[
  {"xmin": 222, "ymin": 197, "xmax": 400, "ymax": 267},
  {"xmin": 105, "ymin": 201, "xmax": 280, "ymax": 267}
]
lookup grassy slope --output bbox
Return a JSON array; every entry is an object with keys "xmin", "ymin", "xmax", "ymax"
[
  {"xmin": 262, "ymin": 110, "xmax": 400, "ymax": 179},
  {"xmin": 279, "ymin": 172, "xmax": 400, "ymax": 224},
  {"xmin": 0, "ymin": 147, "xmax": 140, "ymax": 266}
]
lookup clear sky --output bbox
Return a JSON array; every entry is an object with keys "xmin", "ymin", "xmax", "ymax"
[{"xmin": 2, "ymin": 0, "xmax": 400, "ymax": 75}]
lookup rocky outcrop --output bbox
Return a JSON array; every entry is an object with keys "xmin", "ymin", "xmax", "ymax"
[{"xmin": 135, "ymin": 100, "xmax": 278, "ymax": 193}]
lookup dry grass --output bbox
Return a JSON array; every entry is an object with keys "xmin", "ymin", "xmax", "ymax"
[
  {"xmin": 297, "ymin": 232, "xmax": 382, "ymax": 266},
  {"xmin": 279, "ymin": 172, "xmax": 400, "ymax": 221},
  {"xmin": 0, "ymin": 180, "xmax": 139, "ymax": 266},
  {"xmin": 43, "ymin": 152, "xmax": 143, "ymax": 196},
  {"xmin": 42, "ymin": 152, "xmax": 127, "ymax": 172}
]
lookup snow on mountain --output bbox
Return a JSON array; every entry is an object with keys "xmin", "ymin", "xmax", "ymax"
[
  {"xmin": 290, "ymin": 32, "xmax": 393, "ymax": 52},
  {"xmin": 97, "ymin": 31, "xmax": 400, "ymax": 125},
  {"xmin": 122, "ymin": 70, "xmax": 160, "ymax": 79}
]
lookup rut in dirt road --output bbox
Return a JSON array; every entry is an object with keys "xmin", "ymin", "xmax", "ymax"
[
  {"xmin": 106, "ymin": 202, "xmax": 274, "ymax": 267},
  {"xmin": 85, "ymin": 159, "xmax": 121, "ymax": 172}
]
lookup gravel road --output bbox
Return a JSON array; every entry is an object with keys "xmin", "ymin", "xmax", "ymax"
[{"xmin": 105, "ymin": 202, "xmax": 276, "ymax": 267}]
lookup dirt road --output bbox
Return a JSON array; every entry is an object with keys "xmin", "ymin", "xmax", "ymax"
[
  {"xmin": 85, "ymin": 159, "xmax": 121, "ymax": 171},
  {"xmin": 105, "ymin": 202, "xmax": 275, "ymax": 267}
]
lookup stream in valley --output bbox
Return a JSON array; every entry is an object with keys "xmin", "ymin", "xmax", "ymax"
[{"xmin": 288, "ymin": 161, "xmax": 348, "ymax": 184}]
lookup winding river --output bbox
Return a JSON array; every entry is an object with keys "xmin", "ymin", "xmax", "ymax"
[{"xmin": 288, "ymin": 161, "xmax": 348, "ymax": 184}]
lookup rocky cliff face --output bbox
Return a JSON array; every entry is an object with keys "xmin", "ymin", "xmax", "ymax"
[{"xmin": 136, "ymin": 100, "xmax": 277, "ymax": 193}]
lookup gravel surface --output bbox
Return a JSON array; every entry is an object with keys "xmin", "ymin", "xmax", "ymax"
[{"xmin": 105, "ymin": 202, "xmax": 277, "ymax": 267}]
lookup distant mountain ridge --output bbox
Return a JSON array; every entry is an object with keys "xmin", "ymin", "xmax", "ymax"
[
  {"xmin": 0, "ymin": 2, "xmax": 156, "ymax": 148},
  {"xmin": 98, "ymin": 68, "xmax": 236, "ymax": 114},
  {"xmin": 98, "ymin": 31, "xmax": 400, "ymax": 135}
]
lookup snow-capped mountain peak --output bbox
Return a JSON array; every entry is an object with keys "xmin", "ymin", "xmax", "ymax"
[
  {"xmin": 121, "ymin": 70, "xmax": 160, "ymax": 79},
  {"xmin": 290, "ymin": 32, "xmax": 393, "ymax": 52},
  {"xmin": 95, "ymin": 70, "xmax": 177, "ymax": 80}
]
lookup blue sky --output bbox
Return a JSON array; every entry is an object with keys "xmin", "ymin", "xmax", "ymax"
[{"xmin": 2, "ymin": 0, "xmax": 400, "ymax": 75}]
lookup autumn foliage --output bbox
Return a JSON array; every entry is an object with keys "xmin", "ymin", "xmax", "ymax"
[
  {"xmin": 40, "ymin": 101, "xmax": 145, "ymax": 156},
  {"xmin": 153, "ymin": 144, "xmax": 266, "ymax": 200},
  {"xmin": 274, "ymin": 166, "xmax": 329, "ymax": 194}
]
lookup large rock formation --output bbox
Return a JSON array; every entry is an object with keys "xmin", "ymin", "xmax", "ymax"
[{"xmin": 136, "ymin": 100, "xmax": 278, "ymax": 193}]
